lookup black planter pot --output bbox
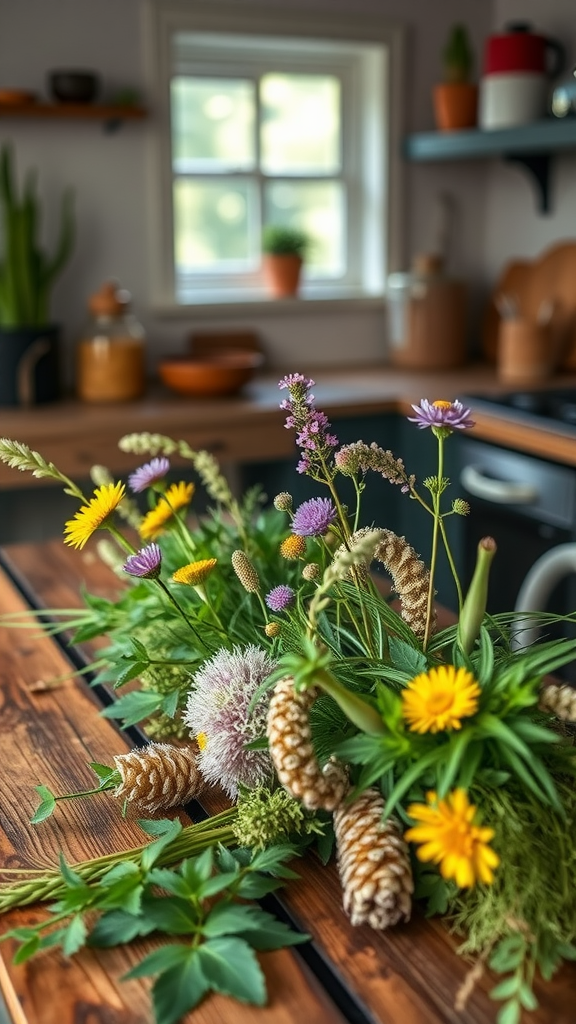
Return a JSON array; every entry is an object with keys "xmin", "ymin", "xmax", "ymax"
[{"xmin": 0, "ymin": 325, "xmax": 60, "ymax": 407}]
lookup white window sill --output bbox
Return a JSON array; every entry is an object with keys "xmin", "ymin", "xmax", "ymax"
[{"xmin": 151, "ymin": 289, "xmax": 386, "ymax": 318}]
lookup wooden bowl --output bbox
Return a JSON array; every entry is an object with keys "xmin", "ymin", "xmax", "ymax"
[{"xmin": 158, "ymin": 350, "xmax": 263, "ymax": 397}]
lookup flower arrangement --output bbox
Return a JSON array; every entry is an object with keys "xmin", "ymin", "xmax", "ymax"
[{"xmin": 1, "ymin": 375, "xmax": 576, "ymax": 1024}]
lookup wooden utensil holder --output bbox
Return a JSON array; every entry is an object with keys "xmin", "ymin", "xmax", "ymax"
[{"xmin": 497, "ymin": 318, "xmax": 554, "ymax": 383}]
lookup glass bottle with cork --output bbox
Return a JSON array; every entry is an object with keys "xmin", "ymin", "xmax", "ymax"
[{"xmin": 77, "ymin": 281, "xmax": 146, "ymax": 402}]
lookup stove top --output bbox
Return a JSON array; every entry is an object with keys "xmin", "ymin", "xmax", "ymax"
[{"xmin": 462, "ymin": 388, "xmax": 576, "ymax": 438}]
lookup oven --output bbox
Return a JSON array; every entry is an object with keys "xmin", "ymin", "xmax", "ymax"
[{"xmin": 458, "ymin": 435, "xmax": 576, "ymax": 680}]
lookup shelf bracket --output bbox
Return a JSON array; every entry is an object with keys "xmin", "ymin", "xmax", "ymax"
[{"xmin": 503, "ymin": 152, "xmax": 551, "ymax": 214}]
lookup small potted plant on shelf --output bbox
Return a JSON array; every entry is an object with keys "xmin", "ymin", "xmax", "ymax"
[
  {"xmin": 262, "ymin": 224, "xmax": 309, "ymax": 298},
  {"xmin": 0, "ymin": 144, "xmax": 75, "ymax": 407},
  {"xmin": 433, "ymin": 24, "xmax": 478, "ymax": 131}
]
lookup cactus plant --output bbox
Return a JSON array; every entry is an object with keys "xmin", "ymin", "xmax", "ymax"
[
  {"xmin": 0, "ymin": 144, "xmax": 74, "ymax": 328},
  {"xmin": 442, "ymin": 24, "xmax": 474, "ymax": 83}
]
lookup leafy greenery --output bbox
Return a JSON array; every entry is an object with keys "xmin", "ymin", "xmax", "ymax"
[
  {"xmin": 0, "ymin": 144, "xmax": 75, "ymax": 327},
  {"xmin": 2, "ymin": 838, "xmax": 307, "ymax": 1024},
  {"xmin": 262, "ymin": 224, "xmax": 309, "ymax": 257}
]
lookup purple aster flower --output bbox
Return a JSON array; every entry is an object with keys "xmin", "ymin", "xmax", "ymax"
[
  {"xmin": 292, "ymin": 497, "xmax": 337, "ymax": 536},
  {"xmin": 183, "ymin": 645, "xmax": 276, "ymax": 798},
  {"xmin": 265, "ymin": 585, "xmax": 295, "ymax": 612},
  {"xmin": 123, "ymin": 543, "xmax": 162, "ymax": 579},
  {"xmin": 128, "ymin": 457, "xmax": 170, "ymax": 493},
  {"xmin": 408, "ymin": 399, "xmax": 475, "ymax": 433}
]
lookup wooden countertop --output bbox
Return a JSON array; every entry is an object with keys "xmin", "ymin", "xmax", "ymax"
[
  {"xmin": 2, "ymin": 364, "xmax": 576, "ymax": 488},
  {"xmin": 3, "ymin": 539, "xmax": 575, "ymax": 1023}
]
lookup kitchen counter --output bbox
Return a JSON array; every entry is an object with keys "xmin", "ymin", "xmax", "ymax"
[{"xmin": 2, "ymin": 363, "xmax": 576, "ymax": 488}]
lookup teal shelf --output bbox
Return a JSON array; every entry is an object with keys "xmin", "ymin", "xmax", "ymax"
[{"xmin": 403, "ymin": 119, "xmax": 576, "ymax": 214}]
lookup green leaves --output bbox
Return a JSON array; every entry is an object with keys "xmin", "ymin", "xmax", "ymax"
[
  {"xmin": 30, "ymin": 784, "xmax": 56, "ymax": 823},
  {"xmin": 7, "ymin": 838, "xmax": 307, "ymax": 1024},
  {"xmin": 197, "ymin": 937, "xmax": 266, "ymax": 1004}
]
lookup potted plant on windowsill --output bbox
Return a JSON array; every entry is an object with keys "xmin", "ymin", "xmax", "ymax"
[
  {"xmin": 262, "ymin": 225, "xmax": 310, "ymax": 298},
  {"xmin": 433, "ymin": 24, "xmax": 478, "ymax": 131},
  {"xmin": 0, "ymin": 144, "xmax": 75, "ymax": 407}
]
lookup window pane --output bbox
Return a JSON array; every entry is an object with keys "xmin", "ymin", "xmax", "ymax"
[
  {"xmin": 174, "ymin": 178, "xmax": 258, "ymax": 272},
  {"xmin": 260, "ymin": 74, "xmax": 341, "ymax": 175},
  {"xmin": 265, "ymin": 181, "xmax": 344, "ymax": 276},
  {"xmin": 171, "ymin": 77, "xmax": 255, "ymax": 172}
]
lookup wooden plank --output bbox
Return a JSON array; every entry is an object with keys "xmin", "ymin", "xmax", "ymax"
[
  {"xmin": 8, "ymin": 542, "xmax": 576, "ymax": 1022},
  {"xmin": 0, "ymin": 566, "xmax": 345, "ymax": 1024}
]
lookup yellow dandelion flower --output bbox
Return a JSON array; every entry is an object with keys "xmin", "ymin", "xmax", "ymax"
[
  {"xmin": 63, "ymin": 482, "xmax": 126, "ymax": 550},
  {"xmin": 140, "ymin": 481, "xmax": 195, "ymax": 540},
  {"xmin": 280, "ymin": 534, "xmax": 306, "ymax": 560},
  {"xmin": 197, "ymin": 732, "xmax": 208, "ymax": 751},
  {"xmin": 402, "ymin": 665, "xmax": 480, "ymax": 734},
  {"xmin": 406, "ymin": 789, "xmax": 499, "ymax": 888},
  {"xmin": 172, "ymin": 559, "xmax": 217, "ymax": 586}
]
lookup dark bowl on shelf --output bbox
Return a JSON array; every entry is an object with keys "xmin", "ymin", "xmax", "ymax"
[{"xmin": 48, "ymin": 70, "xmax": 100, "ymax": 104}]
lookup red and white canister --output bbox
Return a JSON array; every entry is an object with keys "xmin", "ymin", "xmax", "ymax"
[{"xmin": 479, "ymin": 22, "xmax": 564, "ymax": 129}]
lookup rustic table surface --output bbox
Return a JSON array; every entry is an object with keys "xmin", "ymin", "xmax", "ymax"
[{"xmin": 0, "ymin": 540, "xmax": 575, "ymax": 1024}]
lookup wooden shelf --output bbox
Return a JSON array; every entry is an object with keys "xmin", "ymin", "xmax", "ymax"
[
  {"xmin": 403, "ymin": 118, "xmax": 576, "ymax": 214},
  {"xmin": 404, "ymin": 118, "xmax": 576, "ymax": 161},
  {"xmin": 0, "ymin": 101, "xmax": 147, "ymax": 131}
]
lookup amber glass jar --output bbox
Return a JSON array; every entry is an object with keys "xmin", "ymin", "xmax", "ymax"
[{"xmin": 77, "ymin": 282, "xmax": 146, "ymax": 402}]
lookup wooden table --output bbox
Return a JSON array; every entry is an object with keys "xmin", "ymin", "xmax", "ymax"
[{"xmin": 0, "ymin": 540, "xmax": 575, "ymax": 1024}]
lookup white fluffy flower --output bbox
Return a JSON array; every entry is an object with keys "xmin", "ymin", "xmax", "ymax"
[{"xmin": 183, "ymin": 645, "xmax": 276, "ymax": 798}]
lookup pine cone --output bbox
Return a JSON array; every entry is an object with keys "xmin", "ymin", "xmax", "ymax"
[
  {"xmin": 267, "ymin": 677, "xmax": 348, "ymax": 811},
  {"xmin": 114, "ymin": 742, "xmax": 204, "ymax": 813},
  {"xmin": 334, "ymin": 788, "xmax": 413, "ymax": 930},
  {"xmin": 539, "ymin": 682, "xmax": 576, "ymax": 722},
  {"xmin": 374, "ymin": 529, "xmax": 433, "ymax": 639},
  {"xmin": 337, "ymin": 528, "xmax": 432, "ymax": 639}
]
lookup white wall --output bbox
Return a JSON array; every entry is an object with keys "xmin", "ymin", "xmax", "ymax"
[
  {"xmin": 0, "ymin": 0, "xmax": 493, "ymax": 382},
  {"xmin": 484, "ymin": 0, "xmax": 576, "ymax": 278}
]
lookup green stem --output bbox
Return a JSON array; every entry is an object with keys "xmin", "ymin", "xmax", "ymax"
[
  {"xmin": 159, "ymin": 494, "xmax": 197, "ymax": 558},
  {"xmin": 438, "ymin": 516, "xmax": 463, "ymax": 611},
  {"xmin": 105, "ymin": 523, "xmax": 136, "ymax": 555},
  {"xmin": 423, "ymin": 436, "xmax": 444, "ymax": 650},
  {"xmin": 155, "ymin": 579, "xmax": 208, "ymax": 649},
  {"xmin": 0, "ymin": 812, "xmax": 238, "ymax": 912}
]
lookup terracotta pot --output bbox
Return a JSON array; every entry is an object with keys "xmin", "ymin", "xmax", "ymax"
[
  {"xmin": 263, "ymin": 254, "xmax": 303, "ymax": 298},
  {"xmin": 433, "ymin": 83, "xmax": 478, "ymax": 131}
]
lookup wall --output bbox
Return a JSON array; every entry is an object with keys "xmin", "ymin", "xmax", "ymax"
[
  {"xmin": 0, "ymin": 0, "xmax": 493, "ymax": 385},
  {"xmin": 484, "ymin": 0, "xmax": 576, "ymax": 278}
]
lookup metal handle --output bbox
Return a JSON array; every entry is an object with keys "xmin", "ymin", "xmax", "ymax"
[{"xmin": 460, "ymin": 465, "xmax": 539, "ymax": 504}]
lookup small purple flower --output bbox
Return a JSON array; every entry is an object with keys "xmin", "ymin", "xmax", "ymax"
[
  {"xmin": 123, "ymin": 543, "xmax": 162, "ymax": 579},
  {"xmin": 408, "ymin": 399, "xmax": 475, "ymax": 432},
  {"xmin": 265, "ymin": 585, "xmax": 295, "ymax": 612},
  {"xmin": 292, "ymin": 497, "xmax": 337, "ymax": 537},
  {"xmin": 278, "ymin": 373, "xmax": 315, "ymax": 391},
  {"xmin": 128, "ymin": 457, "xmax": 170, "ymax": 493}
]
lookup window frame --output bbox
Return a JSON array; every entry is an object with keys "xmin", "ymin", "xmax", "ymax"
[{"xmin": 143, "ymin": 0, "xmax": 406, "ymax": 311}]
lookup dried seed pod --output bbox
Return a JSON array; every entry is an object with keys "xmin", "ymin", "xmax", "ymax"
[
  {"xmin": 334, "ymin": 787, "xmax": 413, "ymax": 930},
  {"xmin": 267, "ymin": 676, "xmax": 348, "ymax": 811},
  {"xmin": 114, "ymin": 742, "xmax": 204, "ymax": 813},
  {"xmin": 231, "ymin": 550, "xmax": 260, "ymax": 593},
  {"xmin": 539, "ymin": 682, "xmax": 576, "ymax": 722}
]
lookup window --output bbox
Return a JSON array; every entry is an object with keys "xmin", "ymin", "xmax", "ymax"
[{"xmin": 146, "ymin": 3, "xmax": 404, "ymax": 307}]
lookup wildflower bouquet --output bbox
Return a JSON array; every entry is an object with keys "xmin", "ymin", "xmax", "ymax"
[{"xmin": 2, "ymin": 374, "xmax": 576, "ymax": 1024}]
